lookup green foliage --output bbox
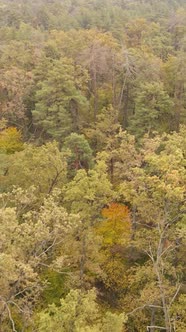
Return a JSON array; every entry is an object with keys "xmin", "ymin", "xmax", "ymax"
[
  {"xmin": 37, "ymin": 289, "xmax": 127, "ymax": 332},
  {"xmin": 32, "ymin": 57, "xmax": 88, "ymax": 141},
  {"xmin": 41, "ymin": 269, "xmax": 67, "ymax": 306},
  {"xmin": 128, "ymin": 82, "xmax": 174, "ymax": 137},
  {"xmin": 0, "ymin": 1, "xmax": 186, "ymax": 331},
  {"xmin": 63, "ymin": 133, "xmax": 93, "ymax": 177},
  {"xmin": 85, "ymin": 105, "xmax": 121, "ymax": 152},
  {"xmin": 64, "ymin": 159, "xmax": 113, "ymax": 220},
  {"xmin": 3, "ymin": 141, "xmax": 67, "ymax": 195}
]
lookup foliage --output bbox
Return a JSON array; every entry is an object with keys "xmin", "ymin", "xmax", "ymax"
[
  {"xmin": 0, "ymin": 126, "xmax": 23, "ymax": 154},
  {"xmin": 128, "ymin": 82, "xmax": 174, "ymax": 137},
  {"xmin": 118, "ymin": 128, "xmax": 186, "ymax": 331},
  {"xmin": 0, "ymin": 188, "xmax": 80, "ymax": 330},
  {"xmin": 95, "ymin": 203, "xmax": 131, "ymax": 305},
  {"xmin": 32, "ymin": 57, "xmax": 88, "ymax": 141},
  {"xmin": 2, "ymin": 141, "xmax": 67, "ymax": 195},
  {"xmin": 0, "ymin": 0, "xmax": 186, "ymax": 330},
  {"xmin": 100, "ymin": 203, "xmax": 131, "ymax": 246},
  {"xmin": 37, "ymin": 288, "xmax": 127, "ymax": 332},
  {"xmin": 63, "ymin": 133, "xmax": 93, "ymax": 177}
]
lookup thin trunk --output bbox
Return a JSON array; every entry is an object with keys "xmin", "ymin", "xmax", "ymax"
[
  {"xmin": 155, "ymin": 264, "xmax": 171, "ymax": 332},
  {"xmin": 111, "ymin": 54, "xmax": 117, "ymax": 109},
  {"xmin": 118, "ymin": 74, "xmax": 126, "ymax": 112},
  {"xmin": 154, "ymin": 228, "xmax": 172, "ymax": 332},
  {"xmin": 92, "ymin": 62, "xmax": 98, "ymax": 124},
  {"xmin": 174, "ymin": 92, "xmax": 182, "ymax": 132},
  {"xmin": 122, "ymin": 83, "xmax": 129, "ymax": 129},
  {"xmin": 110, "ymin": 157, "xmax": 114, "ymax": 184},
  {"xmin": 70, "ymin": 100, "xmax": 79, "ymax": 132},
  {"xmin": 150, "ymin": 307, "xmax": 156, "ymax": 332},
  {"xmin": 131, "ymin": 205, "xmax": 137, "ymax": 240},
  {"xmin": 0, "ymin": 303, "xmax": 6, "ymax": 331},
  {"xmin": 80, "ymin": 234, "xmax": 86, "ymax": 290}
]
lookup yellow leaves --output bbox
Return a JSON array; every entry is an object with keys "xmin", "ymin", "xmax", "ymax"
[
  {"xmin": 95, "ymin": 204, "xmax": 131, "ymax": 297},
  {"xmin": 0, "ymin": 126, "xmax": 23, "ymax": 154},
  {"xmin": 98, "ymin": 203, "xmax": 131, "ymax": 246}
]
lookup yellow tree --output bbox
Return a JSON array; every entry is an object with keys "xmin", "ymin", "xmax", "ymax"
[
  {"xmin": 0, "ymin": 126, "xmax": 23, "ymax": 154},
  {"xmin": 96, "ymin": 203, "xmax": 131, "ymax": 306}
]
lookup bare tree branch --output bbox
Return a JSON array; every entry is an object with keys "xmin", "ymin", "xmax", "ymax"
[
  {"xmin": 128, "ymin": 304, "xmax": 163, "ymax": 316},
  {"xmin": 169, "ymin": 284, "xmax": 181, "ymax": 307},
  {"xmin": 147, "ymin": 325, "xmax": 166, "ymax": 331}
]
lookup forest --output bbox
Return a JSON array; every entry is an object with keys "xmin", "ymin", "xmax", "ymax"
[{"xmin": 0, "ymin": 0, "xmax": 186, "ymax": 331}]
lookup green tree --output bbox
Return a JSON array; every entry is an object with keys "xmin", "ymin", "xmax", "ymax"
[
  {"xmin": 37, "ymin": 288, "xmax": 127, "ymax": 332},
  {"xmin": 2, "ymin": 141, "xmax": 67, "ymax": 195},
  {"xmin": 163, "ymin": 52, "xmax": 186, "ymax": 131},
  {"xmin": 61, "ymin": 160, "xmax": 114, "ymax": 288},
  {"xmin": 32, "ymin": 57, "xmax": 88, "ymax": 141},
  {"xmin": 128, "ymin": 82, "xmax": 174, "ymax": 138},
  {"xmin": 85, "ymin": 105, "xmax": 121, "ymax": 152},
  {"xmin": 63, "ymin": 133, "xmax": 93, "ymax": 177}
]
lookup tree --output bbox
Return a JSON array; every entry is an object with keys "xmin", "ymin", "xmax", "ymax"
[
  {"xmin": 97, "ymin": 129, "xmax": 141, "ymax": 185},
  {"xmin": 0, "ymin": 122, "xmax": 24, "ymax": 188},
  {"xmin": 63, "ymin": 133, "xmax": 93, "ymax": 177},
  {"xmin": 128, "ymin": 82, "xmax": 174, "ymax": 138},
  {"xmin": 95, "ymin": 203, "xmax": 131, "ymax": 306},
  {"xmin": 64, "ymin": 159, "xmax": 113, "ymax": 220},
  {"xmin": 37, "ymin": 288, "xmax": 127, "ymax": 332},
  {"xmin": 118, "ymin": 127, "xmax": 186, "ymax": 331},
  {"xmin": 0, "ymin": 126, "xmax": 23, "ymax": 154},
  {"xmin": 85, "ymin": 105, "xmax": 121, "ymax": 152},
  {"xmin": 61, "ymin": 160, "xmax": 114, "ymax": 288},
  {"xmin": 0, "ymin": 67, "xmax": 34, "ymax": 129},
  {"xmin": 53, "ymin": 29, "xmax": 121, "ymax": 123},
  {"xmin": 99, "ymin": 203, "xmax": 131, "ymax": 245},
  {"xmin": 168, "ymin": 8, "xmax": 186, "ymax": 51},
  {"xmin": 32, "ymin": 57, "xmax": 88, "ymax": 141},
  {"xmin": 0, "ymin": 188, "xmax": 80, "ymax": 331},
  {"xmin": 2, "ymin": 141, "xmax": 67, "ymax": 195},
  {"xmin": 163, "ymin": 53, "xmax": 186, "ymax": 131}
]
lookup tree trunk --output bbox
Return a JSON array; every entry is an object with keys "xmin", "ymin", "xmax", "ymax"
[{"xmin": 150, "ymin": 306, "xmax": 156, "ymax": 332}]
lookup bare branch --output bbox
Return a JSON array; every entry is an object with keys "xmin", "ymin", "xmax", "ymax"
[
  {"xmin": 7, "ymin": 301, "xmax": 24, "ymax": 313},
  {"xmin": 0, "ymin": 299, "xmax": 17, "ymax": 332},
  {"xmin": 13, "ymin": 285, "xmax": 38, "ymax": 299},
  {"xmin": 159, "ymin": 244, "xmax": 175, "ymax": 258},
  {"xmin": 37, "ymin": 237, "xmax": 57, "ymax": 258},
  {"xmin": 169, "ymin": 284, "xmax": 181, "ymax": 307},
  {"xmin": 147, "ymin": 325, "xmax": 166, "ymax": 331},
  {"xmin": 128, "ymin": 304, "xmax": 163, "ymax": 316},
  {"xmin": 37, "ymin": 262, "xmax": 72, "ymax": 275}
]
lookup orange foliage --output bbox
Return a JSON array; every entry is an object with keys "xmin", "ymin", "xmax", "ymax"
[
  {"xmin": 98, "ymin": 203, "xmax": 131, "ymax": 246},
  {"xmin": 102, "ymin": 203, "xmax": 130, "ymax": 222}
]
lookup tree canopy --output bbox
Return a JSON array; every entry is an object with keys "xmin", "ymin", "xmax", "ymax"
[{"xmin": 0, "ymin": 0, "xmax": 186, "ymax": 331}]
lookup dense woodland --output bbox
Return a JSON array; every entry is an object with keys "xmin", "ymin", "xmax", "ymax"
[{"xmin": 0, "ymin": 0, "xmax": 186, "ymax": 331}]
